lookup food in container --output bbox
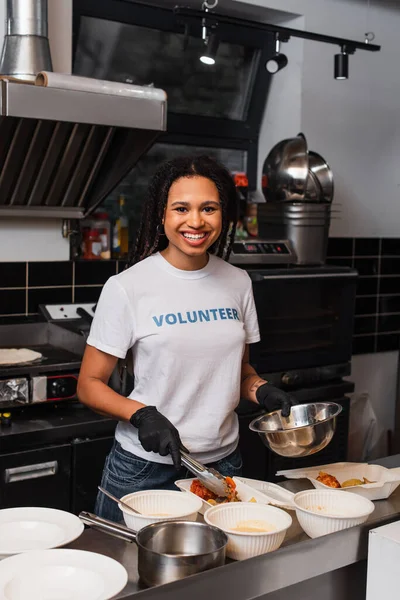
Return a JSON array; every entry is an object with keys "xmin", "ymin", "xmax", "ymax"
[
  {"xmin": 175, "ymin": 477, "xmax": 272, "ymax": 515},
  {"xmin": 277, "ymin": 462, "xmax": 400, "ymax": 501},
  {"xmin": 190, "ymin": 476, "xmax": 240, "ymax": 504},
  {"xmin": 293, "ymin": 489, "xmax": 374, "ymax": 538},
  {"xmin": 316, "ymin": 471, "xmax": 341, "ymax": 488},
  {"xmin": 204, "ymin": 502, "xmax": 292, "ymax": 560},
  {"xmin": 119, "ymin": 490, "xmax": 203, "ymax": 531},
  {"xmin": 316, "ymin": 472, "xmax": 375, "ymax": 488}
]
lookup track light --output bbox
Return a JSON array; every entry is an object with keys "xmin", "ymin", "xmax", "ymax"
[
  {"xmin": 200, "ymin": 33, "xmax": 219, "ymax": 65},
  {"xmin": 334, "ymin": 46, "xmax": 349, "ymax": 80},
  {"xmin": 266, "ymin": 35, "xmax": 288, "ymax": 74}
]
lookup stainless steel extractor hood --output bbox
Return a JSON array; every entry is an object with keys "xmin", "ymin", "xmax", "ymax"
[
  {"xmin": 0, "ymin": 80, "xmax": 167, "ymax": 218},
  {"xmin": 0, "ymin": 0, "xmax": 167, "ymax": 219}
]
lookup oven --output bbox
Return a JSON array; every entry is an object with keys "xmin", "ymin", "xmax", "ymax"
[
  {"xmin": 234, "ymin": 263, "xmax": 357, "ymax": 481},
  {"xmin": 248, "ymin": 265, "xmax": 357, "ymax": 374}
]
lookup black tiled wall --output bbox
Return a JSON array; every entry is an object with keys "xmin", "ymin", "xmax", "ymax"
[
  {"xmin": 327, "ymin": 237, "xmax": 400, "ymax": 355},
  {"xmin": 1, "ymin": 242, "xmax": 400, "ymax": 357},
  {"xmin": 0, "ymin": 260, "xmax": 127, "ymax": 317}
]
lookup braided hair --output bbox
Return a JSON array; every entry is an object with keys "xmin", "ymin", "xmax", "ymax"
[{"xmin": 128, "ymin": 155, "xmax": 239, "ymax": 266}]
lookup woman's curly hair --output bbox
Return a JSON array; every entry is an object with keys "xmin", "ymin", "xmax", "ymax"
[{"xmin": 128, "ymin": 155, "xmax": 239, "ymax": 266}]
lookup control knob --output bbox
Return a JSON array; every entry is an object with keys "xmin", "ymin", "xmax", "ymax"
[{"xmin": 281, "ymin": 372, "xmax": 300, "ymax": 386}]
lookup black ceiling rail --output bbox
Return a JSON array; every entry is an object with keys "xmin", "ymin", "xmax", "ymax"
[{"xmin": 173, "ymin": 6, "xmax": 381, "ymax": 53}]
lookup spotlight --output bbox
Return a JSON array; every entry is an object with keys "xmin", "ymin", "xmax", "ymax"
[
  {"xmin": 266, "ymin": 53, "xmax": 288, "ymax": 74},
  {"xmin": 265, "ymin": 34, "xmax": 288, "ymax": 74},
  {"xmin": 200, "ymin": 34, "xmax": 219, "ymax": 65},
  {"xmin": 334, "ymin": 46, "xmax": 349, "ymax": 79}
]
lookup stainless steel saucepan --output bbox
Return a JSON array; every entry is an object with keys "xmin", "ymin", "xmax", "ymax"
[{"xmin": 79, "ymin": 512, "xmax": 228, "ymax": 587}]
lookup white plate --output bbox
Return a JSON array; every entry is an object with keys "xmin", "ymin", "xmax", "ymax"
[
  {"xmin": 0, "ymin": 549, "xmax": 128, "ymax": 600},
  {"xmin": 0, "ymin": 508, "xmax": 84, "ymax": 557}
]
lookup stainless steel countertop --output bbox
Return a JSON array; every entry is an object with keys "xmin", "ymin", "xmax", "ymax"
[{"xmin": 68, "ymin": 454, "xmax": 400, "ymax": 600}]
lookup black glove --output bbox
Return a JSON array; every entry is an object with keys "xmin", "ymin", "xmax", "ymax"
[
  {"xmin": 130, "ymin": 406, "xmax": 187, "ymax": 469},
  {"xmin": 256, "ymin": 383, "xmax": 296, "ymax": 418}
]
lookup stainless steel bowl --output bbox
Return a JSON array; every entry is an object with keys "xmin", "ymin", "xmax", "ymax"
[
  {"xmin": 263, "ymin": 133, "xmax": 309, "ymax": 202},
  {"xmin": 249, "ymin": 402, "xmax": 342, "ymax": 458},
  {"xmin": 305, "ymin": 151, "xmax": 334, "ymax": 203}
]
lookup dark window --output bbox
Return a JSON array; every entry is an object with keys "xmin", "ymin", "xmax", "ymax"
[{"xmin": 74, "ymin": 17, "xmax": 259, "ymax": 121}]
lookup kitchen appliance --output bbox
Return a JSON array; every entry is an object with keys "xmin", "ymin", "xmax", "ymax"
[
  {"xmin": 79, "ymin": 512, "xmax": 228, "ymax": 587},
  {"xmin": 234, "ymin": 260, "xmax": 357, "ymax": 481},
  {"xmin": 0, "ymin": 312, "xmax": 117, "ymax": 514},
  {"xmin": 0, "ymin": 321, "xmax": 85, "ymax": 409},
  {"xmin": 249, "ymin": 402, "xmax": 343, "ymax": 458},
  {"xmin": 0, "ymin": 1, "xmax": 167, "ymax": 220},
  {"xmin": 257, "ymin": 202, "xmax": 332, "ymax": 266},
  {"xmin": 258, "ymin": 134, "xmax": 334, "ymax": 265}
]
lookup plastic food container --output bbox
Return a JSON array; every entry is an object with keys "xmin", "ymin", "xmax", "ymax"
[
  {"xmin": 236, "ymin": 477, "xmax": 295, "ymax": 510},
  {"xmin": 293, "ymin": 489, "xmax": 375, "ymax": 538},
  {"xmin": 174, "ymin": 477, "xmax": 272, "ymax": 515},
  {"xmin": 204, "ymin": 502, "xmax": 292, "ymax": 560},
  {"xmin": 277, "ymin": 462, "xmax": 400, "ymax": 501},
  {"xmin": 119, "ymin": 490, "xmax": 203, "ymax": 531}
]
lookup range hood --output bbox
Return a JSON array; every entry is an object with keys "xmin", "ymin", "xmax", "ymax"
[
  {"xmin": 0, "ymin": 80, "xmax": 167, "ymax": 218},
  {"xmin": 0, "ymin": 0, "xmax": 167, "ymax": 219}
]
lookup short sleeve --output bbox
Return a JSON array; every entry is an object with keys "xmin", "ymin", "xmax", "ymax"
[
  {"xmin": 243, "ymin": 276, "xmax": 261, "ymax": 344},
  {"xmin": 86, "ymin": 276, "xmax": 135, "ymax": 358}
]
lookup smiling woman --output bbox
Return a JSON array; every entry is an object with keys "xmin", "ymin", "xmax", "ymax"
[
  {"xmin": 162, "ymin": 176, "xmax": 223, "ymax": 269},
  {"xmin": 77, "ymin": 155, "xmax": 296, "ymax": 522}
]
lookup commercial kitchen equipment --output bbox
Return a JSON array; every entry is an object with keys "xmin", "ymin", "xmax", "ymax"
[
  {"xmin": 249, "ymin": 402, "xmax": 343, "ymax": 458},
  {"xmin": 0, "ymin": 0, "xmax": 167, "ymax": 220},
  {"xmin": 231, "ymin": 246, "xmax": 357, "ymax": 480},
  {"xmin": 255, "ymin": 134, "xmax": 334, "ymax": 265},
  {"xmin": 0, "ymin": 311, "xmax": 117, "ymax": 513},
  {"xmin": 80, "ymin": 513, "xmax": 228, "ymax": 587}
]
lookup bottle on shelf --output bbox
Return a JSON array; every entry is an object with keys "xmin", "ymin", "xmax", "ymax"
[
  {"xmin": 82, "ymin": 228, "xmax": 102, "ymax": 260},
  {"xmin": 113, "ymin": 195, "xmax": 129, "ymax": 258}
]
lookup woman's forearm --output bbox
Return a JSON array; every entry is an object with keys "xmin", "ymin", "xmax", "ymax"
[
  {"xmin": 77, "ymin": 377, "xmax": 145, "ymax": 421},
  {"xmin": 240, "ymin": 360, "xmax": 267, "ymax": 404}
]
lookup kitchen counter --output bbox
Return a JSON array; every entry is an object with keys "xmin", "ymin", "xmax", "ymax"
[{"xmin": 67, "ymin": 454, "xmax": 400, "ymax": 600}]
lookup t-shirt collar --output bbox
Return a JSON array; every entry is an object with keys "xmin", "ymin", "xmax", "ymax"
[{"xmin": 153, "ymin": 252, "xmax": 216, "ymax": 279}]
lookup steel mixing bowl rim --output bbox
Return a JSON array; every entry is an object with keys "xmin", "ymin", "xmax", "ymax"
[{"xmin": 248, "ymin": 402, "xmax": 342, "ymax": 434}]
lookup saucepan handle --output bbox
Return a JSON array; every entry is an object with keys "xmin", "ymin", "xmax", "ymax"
[{"xmin": 79, "ymin": 511, "xmax": 137, "ymax": 543}]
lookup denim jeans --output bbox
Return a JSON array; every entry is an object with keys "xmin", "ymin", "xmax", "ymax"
[{"xmin": 95, "ymin": 440, "xmax": 243, "ymax": 522}]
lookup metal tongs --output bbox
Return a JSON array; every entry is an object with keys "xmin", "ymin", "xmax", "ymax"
[{"xmin": 180, "ymin": 451, "xmax": 230, "ymax": 498}]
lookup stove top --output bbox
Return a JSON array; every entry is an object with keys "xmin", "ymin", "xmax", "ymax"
[{"xmin": 0, "ymin": 322, "xmax": 84, "ymax": 377}]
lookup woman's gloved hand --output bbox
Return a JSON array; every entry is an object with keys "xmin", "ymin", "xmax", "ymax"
[
  {"xmin": 130, "ymin": 406, "xmax": 187, "ymax": 469},
  {"xmin": 255, "ymin": 383, "xmax": 297, "ymax": 418}
]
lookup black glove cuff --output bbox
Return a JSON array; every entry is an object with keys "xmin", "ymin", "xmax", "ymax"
[
  {"xmin": 255, "ymin": 382, "xmax": 270, "ymax": 405},
  {"xmin": 130, "ymin": 405, "xmax": 158, "ymax": 428}
]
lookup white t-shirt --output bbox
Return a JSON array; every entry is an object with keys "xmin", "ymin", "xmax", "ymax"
[{"xmin": 87, "ymin": 252, "xmax": 260, "ymax": 464}]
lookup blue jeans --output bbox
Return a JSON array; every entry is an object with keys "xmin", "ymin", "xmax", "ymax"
[{"xmin": 95, "ymin": 440, "xmax": 243, "ymax": 522}]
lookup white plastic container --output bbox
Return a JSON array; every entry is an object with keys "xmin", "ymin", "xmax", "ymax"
[
  {"xmin": 293, "ymin": 489, "xmax": 375, "ymax": 539},
  {"xmin": 174, "ymin": 477, "xmax": 272, "ymax": 515},
  {"xmin": 236, "ymin": 477, "xmax": 295, "ymax": 510},
  {"xmin": 277, "ymin": 462, "xmax": 400, "ymax": 501},
  {"xmin": 204, "ymin": 502, "xmax": 292, "ymax": 560},
  {"xmin": 119, "ymin": 490, "xmax": 202, "ymax": 531}
]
